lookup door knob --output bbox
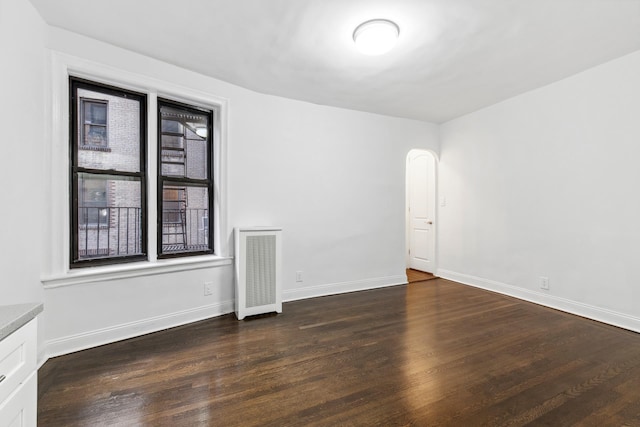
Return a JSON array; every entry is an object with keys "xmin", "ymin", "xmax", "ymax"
[{"xmin": 427, "ymin": 221, "xmax": 433, "ymax": 225}]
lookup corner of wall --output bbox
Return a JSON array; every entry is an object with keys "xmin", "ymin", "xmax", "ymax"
[{"xmin": 437, "ymin": 269, "xmax": 640, "ymax": 334}]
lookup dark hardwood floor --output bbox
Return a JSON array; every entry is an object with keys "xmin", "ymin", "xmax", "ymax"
[
  {"xmin": 38, "ymin": 278, "xmax": 640, "ymax": 426},
  {"xmin": 406, "ymin": 268, "xmax": 437, "ymax": 283}
]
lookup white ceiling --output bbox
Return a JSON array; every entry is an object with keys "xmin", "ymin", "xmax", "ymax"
[{"xmin": 30, "ymin": 0, "xmax": 640, "ymax": 123}]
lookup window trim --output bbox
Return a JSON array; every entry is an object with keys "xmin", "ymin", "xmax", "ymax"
[
  {"xmin": 44, "ymin": 51, "xmax": 229, "ymax": 287},
  {"xmin": 70, "ymin": 77, "xmax": 148, "ymax": 268}
]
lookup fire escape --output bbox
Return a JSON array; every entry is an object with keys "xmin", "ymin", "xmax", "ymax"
[{"xmin": 160, "ymin": 116, "xmax": 188, "ymax": 252}]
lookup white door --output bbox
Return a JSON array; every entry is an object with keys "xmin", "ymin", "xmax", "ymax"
[{"xmin": 408, "ymin": 150, "xmax": 436, "ymax": 273}]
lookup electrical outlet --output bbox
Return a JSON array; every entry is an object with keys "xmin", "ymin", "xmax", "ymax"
[
  {"xmin": 540, "ymin": 276, "xmax": 549, "ymax": 290},
  {"xmin": 296, "ymin": 271, "xmax": 303, "ymax": 282},
  {"xmin": 204, "ymin": 282, "xmax": 214, "ymax": 296}
]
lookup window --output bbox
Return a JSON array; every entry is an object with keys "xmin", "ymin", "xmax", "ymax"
[
  {"xmin": 78, "ymin": 176, "xmax": 108, "ymax": 227},
  {"xmin": 158, "ymin": 99, "xmax": 214, "ymax": 257},
  {"xmin": 69, "ymin": 77, "xmax": 216, "ymax": 268},
  {"xmin": 41, "ymin": 53, "xmax": 229, "ymax": 284},
  {"xmin": 70, "ymin": 78, "xmax": 147, "ymax": 267},
  {"xmin": 81, "ymin": 99, "xmax": 108, "ymax": 148}
]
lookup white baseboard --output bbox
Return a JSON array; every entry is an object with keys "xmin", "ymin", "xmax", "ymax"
[
  {"xmin": 45, "ymin": 300, "xmax": 234, "ymax": 358},
  {"xmin": 283, "ymin": 275, "xmax": 407, "ymax": 302},
  {"xmin": 42, "ymin": 270, "xmax": 640, "ymax": 360},
  {"xmin": 44, "ymin": 275, "xmax": 409, "ymax": 359},
  {"xmin": 437, "ymin": 269, "xmax": 640, "ymax": 334}
]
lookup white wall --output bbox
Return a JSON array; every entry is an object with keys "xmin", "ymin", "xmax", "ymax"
[
  {"xmin": 229, "ymin": 93, "xmax": 437, "ymax": 300},
  {"xmin": 0, "ymin": 0, "xmax": 45, "ymax": 305},
  {"xmin": 40, "ymin": 28, "xmax": 438, "ymax": 357},
  {"xmin": 6, "ymin": 0, "xmax": 640, "ymax": 362},
  {"xmin": 7, "ymin": 0, "xmax": 640, "ymax": 362},
  {"xmin": 438, "ymin": 50, "xmax": 640, "ymax": 331}
]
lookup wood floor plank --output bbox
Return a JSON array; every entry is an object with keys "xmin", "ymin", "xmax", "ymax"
[
  {"xmin": 38, "ymin": 279, "xmax": 640, "ymax": 426},
  {"xmin": 406, "ymin": 268, "xmax": 437, "ymax": 283}
]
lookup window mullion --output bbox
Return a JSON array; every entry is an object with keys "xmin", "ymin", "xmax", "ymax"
[
  {"xmin": 147, "ymin": 92, "xmax": 159, "ymax": 263},
  {"xmin": 74, "ymin": 167, "xmax": 144, "ymax": 179}
]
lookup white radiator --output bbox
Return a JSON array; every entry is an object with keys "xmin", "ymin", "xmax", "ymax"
[{"xmin": 234, "ymin": 227, "xmax": 282, "ymax": 320}]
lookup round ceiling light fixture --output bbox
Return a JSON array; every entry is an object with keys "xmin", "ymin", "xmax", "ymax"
[{"xmin": 353, "ymin": 19, "xmax": 400, "ymax": 56}]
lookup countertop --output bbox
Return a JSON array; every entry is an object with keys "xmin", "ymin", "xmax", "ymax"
[{"xmin": 0, "ymin": 303, "xmax": 43, "ymax": 341}]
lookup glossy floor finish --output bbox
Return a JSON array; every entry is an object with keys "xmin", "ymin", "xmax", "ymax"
[
  {"xmin": 406, "ymin": 268, "xmax": 437, "ymax": 283},
  {"xmin": 38, "ymin": 279, "xmax": 640, "ymax": 426}
]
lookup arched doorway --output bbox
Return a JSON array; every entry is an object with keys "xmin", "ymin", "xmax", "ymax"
[{"xmin": 406, "ymin": 149, "xmax": 437, "ymax": 274}]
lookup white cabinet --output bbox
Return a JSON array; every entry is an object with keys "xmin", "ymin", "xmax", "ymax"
[{"xmin": 0, "ymin": 318, "xmax": 37, "ymax": 427}]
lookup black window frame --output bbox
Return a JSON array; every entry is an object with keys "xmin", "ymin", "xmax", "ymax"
[
  {"xmin": 157, "ymin": 98, "xmax": 214, "ymax": 259},
  {"xmin": 70, "ymin": 77, "xmax": 148, "ymax": 268}
]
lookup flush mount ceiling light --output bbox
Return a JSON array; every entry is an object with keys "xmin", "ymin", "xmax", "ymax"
[{"xmin": 353, "ymin": 19, "xmax": 400, "ymax": 56}]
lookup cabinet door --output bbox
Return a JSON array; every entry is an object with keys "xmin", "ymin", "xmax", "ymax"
[
  {"xmin": 0, "ymin": 319, "xmax": 37, "ymax": 405},
  {"xmin": 0, "ymin": 371, "xmax": 37, "ymax": 427}
]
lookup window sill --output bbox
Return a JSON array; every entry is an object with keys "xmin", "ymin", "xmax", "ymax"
[
  {"xmin": 79, "ymin": 145, "xmax": 111, "ymax": 152},
  {"xmin": 41, "ymin": 255, "xmax": 233, "ymax": 289}
]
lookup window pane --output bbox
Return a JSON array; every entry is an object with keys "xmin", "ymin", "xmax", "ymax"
[
  {"xmin": 160, "ymin": 105, "xmax": 208, "ymax": 180},
  {"xmin": 161, "ymin": 150, "xmax": 186, "ymax": 177},
  {"xmin": 85, "ymin": 101, "xmax": 107, "ymax": 125},
  {"xmin": 160, "ymin": 183, "xmax": 209, "ymax": 255},
  {"xmin": 77, "ymin": 88, "xmax": 141, "ymax": 173},
  {"xmin": 79, "ymin": 176, "xmax": 108, "ymax": 225},
  {"xmin": 162, "ymin": 134, "xmax": 183, "ymax": 149},
  {"xmin": 161, "ymin": 119, "xmax": 183, "ymax": 134},
  {"xmin": 76, "ymin": 173, "xmax": 143, "ymax": 260},
  {"xmin": 84, "ymin": 124, "xmax": 107, "ymax": 146}
]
